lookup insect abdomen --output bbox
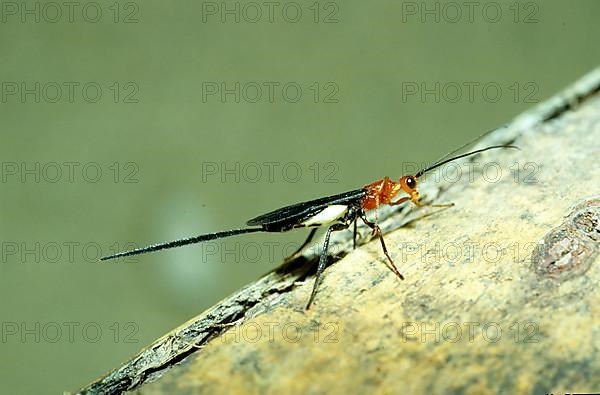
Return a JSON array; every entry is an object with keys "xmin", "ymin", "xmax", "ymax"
[{"xmin": 301, "ymin": 205, "xmax": 348, "ymax": 227}]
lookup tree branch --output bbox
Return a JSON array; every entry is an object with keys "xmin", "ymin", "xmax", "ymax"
[{"xmin": 78, "ymin": 67, "xmax": 600, "ymax": 395}]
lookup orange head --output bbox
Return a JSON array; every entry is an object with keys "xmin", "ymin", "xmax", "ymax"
[
  {"xmin": 399, "ymin": 175, "xmax": 419, "ymax": 203},
  {"xmin": 362, "ymin": 141, "xmax": 519, "ymax": 211}
]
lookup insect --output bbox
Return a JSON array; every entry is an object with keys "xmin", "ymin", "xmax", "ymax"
[{"xmin": 101, "ymin": 129, "xmax": 518, "ymax": 309}]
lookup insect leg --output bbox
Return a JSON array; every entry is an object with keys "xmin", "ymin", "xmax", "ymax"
[
  {"xmin": 352, "ymin": 219, "xmax": 358, "ymax": 250},
  {"xmin": 373, "ymin": 195, "xmax": 380, "ymax": 235},
  {"xmin": 413, "ymin": 200, "xmax": 455, "ymax": 209},
  {"xmin": 389, "ymin": 197, "xmax": 410, "ymax": 206},
  {"xmin": 305, "ymin": 222, "xmax": 349, "ymax": 310},
  {"xmin": 360, "ymin": 213, "xmax": 405, "ymax": 281},
  {"xmin": 284, "ymin": 228, "xmax": 318, "ymax": 261}
]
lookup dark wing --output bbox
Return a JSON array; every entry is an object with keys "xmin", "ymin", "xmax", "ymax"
[{"xmin": 246, "ymin": 188, "xmax": 367, "ymax": 228}]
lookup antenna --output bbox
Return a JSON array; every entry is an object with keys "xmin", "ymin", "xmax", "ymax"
[
  {"xmin": 415, "ymin": 144, "xmax": 519, "ymax": 177},
  {"xmin": 415, "ymin": 125, "xmax": 515, "ymax": 177}
]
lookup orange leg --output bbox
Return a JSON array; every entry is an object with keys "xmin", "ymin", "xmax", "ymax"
[
  {"xmin": 360, "ymin": 214, "xmax": 404, "ymax": 281},
  {"xmin": 390, "ymin": 197, "xmax": 410, "ymax": 206},
  {"xmin": 412, "ymin": 199, "xmax": 455, "ymax": 209},
  {"xmin": 392, "ymin": 195, "xmax": 454, "ymax": 209},
  {"xmin": 372, "ymin": 195, "xmax": 380, "ymax": 236}
]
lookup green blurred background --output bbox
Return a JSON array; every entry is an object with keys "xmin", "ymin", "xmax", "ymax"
[{"xmin": 0, "ymin": 0, "xmax": 598, "ymax": 393}]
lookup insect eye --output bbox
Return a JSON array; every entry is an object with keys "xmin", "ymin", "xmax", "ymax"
[{"xmin": 406, "ymin": 177, "xmax": 416, "ymax": 189}]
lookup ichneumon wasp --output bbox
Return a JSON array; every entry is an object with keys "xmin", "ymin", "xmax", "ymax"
[{"xmin": 101, "ymin": 127, "xmax": 518, "ymax": 309}]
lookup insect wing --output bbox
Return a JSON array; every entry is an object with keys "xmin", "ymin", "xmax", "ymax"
[{"xmin": 246, "ymin": 189, "xmax": 367, "ymax": 228}]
